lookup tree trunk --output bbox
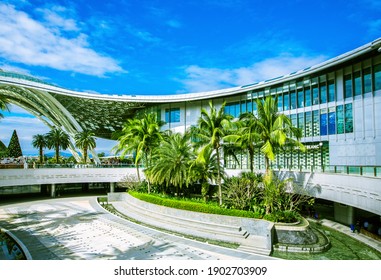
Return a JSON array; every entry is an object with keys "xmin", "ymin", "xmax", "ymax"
[
  {"xmin": 265, "ymin": 156, "xmax": 270, "ymax": 174},
  {"xmin": 216, "ymin": 148, "xmax": 222, "ymax": 206},
  {"xmin": 84, "ymin": 145, "xmax": 88, "ymax": 164},
  {"xmin": 249, "ymin": 148, "xmax": 254, "ymax": 173},
  {"xmin": 55, "ymin": 145, "xmax": 60, "ymax": 163},
  {"xmin": 39, "ymin": 147, "xmax": 44, "ymax": 164}
]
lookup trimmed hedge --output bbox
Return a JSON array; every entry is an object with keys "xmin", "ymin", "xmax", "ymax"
[{"xmin": 129, "ymin": 191, "xmax": 262, "ymax": 219}]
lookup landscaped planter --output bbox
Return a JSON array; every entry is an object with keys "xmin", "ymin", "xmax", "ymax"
[{"xmin": 108, "ymin": 192, "xmax": 274, "ymax": 255}]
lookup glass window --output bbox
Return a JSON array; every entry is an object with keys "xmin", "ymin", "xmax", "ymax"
[
  {"xmin": 247, "ymin": 100, "xmax": 252, "ymax": 113},
  {"xmin": 241, "ymin": 101, "xmax": 247, "ymax": 114},
  {"xmin": 344, "ymin": 74, "xmax": 352, "ymax": 98},
  {"xmin": 283, "ymin": 93, "xmax": 289, "ymax": 110},
  {"xmin": 277, "ymin": 93, "xmax": 283, "ymax": 111},
  {"xmin": 298, "ymin": 113, "xmax": 305, "ymax": 137},
  {"xmin": 363, "ymin": 67, "xmax": 372, "ymax": 93},
  {"xmin": 290, "ymin": 114, "xmax": 297, "ymax": 128},
  {"xmin": 312, "ymin": 85, "xmax": 319, "ymax": 105},
  {"xmin": 297, "ymin": 89, "xmax": 304, "ymax": 108},
  {"xmin": 328, "ymin": 80, "xmax": 335, "ymax": 102},
  {"xmin": 374, "ymin": 64, "xmax": 381, "ymax": 91},
  {"xmin": 165, "ymin": 108, "xmax": 180, "ymax": 123},
  {"xmin": 252, "ymin": 100, "xmax": 258, "ymax": 115},
  {"xmin": 336, "ymin": 105, "xmax": 344, "ymax": 134},
  {"xmin": 305, "ymin": 88, "xmax": 311, "ymax": 107},
  {"xmin": 305, "ymin": 111, "xmax": 312, "ymax": 137},
  {"xmin": 313, "ymin": 110, "xmax": 320, "ymax": 136},
  {"xmin": 320, "ymin": 110, "xmax": 328, "ymax": 136},
  {"xmin": 345, "ymin": 103, "xmax": 353, "ymax": 133},
  {"xmin": 320, "ymin": 83, "xmax": 327, "ymax": 104},
  {"xmin": 290, "ymin": 91, "xmax": 297, "ymax": 109},
  {"xmin": 235, "ymin": 103, "xmax": 241, "ymax": 117},
  {"xmin": 354, "ymin": 71, "xmax": 362, "ymax": 96},
  {"xmin": 328, "ymin": 107, "xmax": 336, "ymax": 135}
]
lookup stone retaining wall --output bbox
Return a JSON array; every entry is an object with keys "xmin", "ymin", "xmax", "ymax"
[{"xmin": 108, "ymin": 192, "xmax": 274, "ymax": 255}]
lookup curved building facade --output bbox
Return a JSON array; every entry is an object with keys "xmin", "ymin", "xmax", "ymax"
[{"xmin": 2, "ymin": 38, "xmax": 381, "ymax": 169}]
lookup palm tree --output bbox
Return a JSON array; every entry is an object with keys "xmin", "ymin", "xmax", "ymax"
[
  {"xmin": 45, "ymin": 128, "xmax": 70, "ymax": 163},
  {"xmin": 256, "ymin": 96, "xmax": 305, "ymax": 172},
  {"xmin": 74, "ymin": 130, "xmax": 96, "ymax": 163},
  {"xmin": 114, "ymin": 113, "xmax": 164, "ymax": 188},
  {"xmin": 32, "ymin": 134, "xmax": 47, "ymax": 164},
  {"xmin": 188, "ymin": 145, "xmax": 220, "ymax": 201},
  {"xmin": 0, "ymin": 95, "xmax": 9, "ymax": 120},
  {"xmin": 194, "ymin": 101, "xmax": 233, "ymax": 206},
  {"xmin": 146, "ymin": 132, "xmax": 194, "ymax": 195}
]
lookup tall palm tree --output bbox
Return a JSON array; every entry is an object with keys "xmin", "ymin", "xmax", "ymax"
[
  {"xmin": 225, "ymin": 112, "xmax": 260, "ymax": 173},
  {"xmin": 74, "ymin": 130, "xmax": 96, "ymax": 163},
  {"xmin": 32, "ymin": 134, "xmax": 47, "ymax": 164},
  {"xmin": 45, "ymin": 128, "xmax": 70, "ymax": 163},
  {"xmin": 256, "ymin": 96, "xmax": 305, "ymax": 172},
  {"xmin": 114, "ymin": 113, "xmax": 164, "ymax": 188},
  {"xmin": 194, "ymin": 101, "xmax": 233, "ymax": 206},
  {"xmin": 146, "ymin": 132, "xmax": 194, "ymax": 195}
]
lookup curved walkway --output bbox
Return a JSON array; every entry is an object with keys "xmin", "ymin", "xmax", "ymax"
[{"xmin": 0, "ymin": 196, "xmax": 273, "ymax": 260}]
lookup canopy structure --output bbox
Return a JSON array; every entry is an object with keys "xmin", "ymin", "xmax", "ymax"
[
  {"xmin": 0, "ymin": 70, "xmax": 244, "ymax": 162},
  {"xmin": 0, "ymin": 73, "xmax": 147, "ymax": 162}
]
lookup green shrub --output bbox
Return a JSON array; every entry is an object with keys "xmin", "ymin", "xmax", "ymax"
[
  {"xmin": 129, "ymin": 191, "xmax": 262, "ymax": 219},
  {"xmin": 263, "ymin": 210, "xmax": 299, "ymax": 223}
]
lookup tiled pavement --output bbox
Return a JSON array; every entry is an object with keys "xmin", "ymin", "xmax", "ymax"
[{"xmin": 0, "ymin": 196, "xmax": 274, "ymax": 260}]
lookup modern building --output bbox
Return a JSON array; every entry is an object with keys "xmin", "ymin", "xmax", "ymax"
[
  {"xmin": 1, "ymin": 38, "xmax": 381, "ymax": 228},
  {"xmin": 2, "ymin": 38, "xmax": 381, "ymax": 169}
]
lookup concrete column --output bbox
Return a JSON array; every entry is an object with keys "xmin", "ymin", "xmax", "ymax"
[
  {"xmin": 334, "ymin": 202, "xmax": 354, "ymax": 225},
  {"xmin": 110, "ymin": 182, "xmax": 115, "ymax": 193},
  {"xmin": 50, "ymin": 183, "xmax": 56, "ymax": 198}
]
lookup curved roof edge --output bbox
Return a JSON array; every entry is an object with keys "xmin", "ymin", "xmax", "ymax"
[{"xmin": 1, "ymin": 37, "xmax": 381, "ymax": 104}]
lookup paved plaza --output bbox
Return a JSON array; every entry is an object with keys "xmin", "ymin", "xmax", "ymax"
[{"xmin": 0, "ymin": 196, "xmax": 273, "ymax": 260}]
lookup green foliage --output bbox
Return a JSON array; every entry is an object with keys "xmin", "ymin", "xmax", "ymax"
[
  {"xmin": 74, "ymin": 130, "xmax": 96, "ymax": 163},
  {"xmin": 263, "ymin": 210, "xmax": 300, "ymax": 223},
  {"xmin": 262, "ymin": 171, "xmax": 314, "ymax": 217},
  {"xmin": 46, "ymin": 128, "xmax": 70, "ymax": 163},
  {"xmin": 0, "ymin": 140, "xmax": 7, "ymax": 157},
  {"xmin": 145, "ymin": 132, "xmax": 194, "ymax": 193},
  {"xmin": 113, "ymin": 112, "xmax": 164, "ymax": 185},
  {"xmin": 32, "ymin": 134, "xmax": 47, "ymax": 163},
  {"xmin": 193, "ymin": 101, "xmax": 233, "ymax": 205},
  {"xmin": 129, "ymin": 191, "xmax": 262, "ymax": 219},
  {"xmin": 222, "ymin": 172, "xmax": 262, "ymax": 211},
  {"xmin": 7, "ymin": 130, "xmax": 23, "ymax": 157}
]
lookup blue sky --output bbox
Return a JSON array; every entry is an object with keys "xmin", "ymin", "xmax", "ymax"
[{"xmin": 0, "ymin": 0, "xmax": 380, "ymax": 155}]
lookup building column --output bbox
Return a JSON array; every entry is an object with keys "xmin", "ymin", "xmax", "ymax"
[
  {"xmin": 334, "ymin": 202, "xmax": 354, "ymax": 225},
  {"xmin": 110, "ymin": 182, "xmax": 115, "ymax": 193},
  {"xmin": 50, "ymin": 183, "xmax": 56, "ymax": 198}
]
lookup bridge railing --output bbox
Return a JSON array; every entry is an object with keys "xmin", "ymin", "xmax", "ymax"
[{"xmin": 0, "ymin": 163, "xmax": 137, "ymax": 169}]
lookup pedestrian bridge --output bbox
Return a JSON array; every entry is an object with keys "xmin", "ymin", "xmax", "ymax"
[{"xmin": 0, "ymin": 166, "xmax": 380, "ymax": 218}]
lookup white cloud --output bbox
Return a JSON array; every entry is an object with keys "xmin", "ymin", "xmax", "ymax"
[
  {"xmin": 124, "ymin": 24, "xmax": 161, "ymax": 43},
  {"xmin": 36, "ymin": 6, "xmax": 79, "ymax": 32},
  {"xmin": 178, "ymin": 54, "xmax": 327, "ymax": 93},
  {"xmin": 0, "ymin": 4, "xmax": 123, "ymax": 76}
]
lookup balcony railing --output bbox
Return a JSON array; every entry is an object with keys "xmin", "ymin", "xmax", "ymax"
[{"xmin": 2, "ymin": 162, "xmax": 381, "ymax": 178}]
